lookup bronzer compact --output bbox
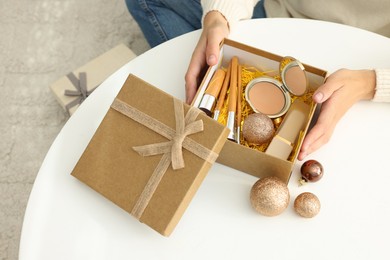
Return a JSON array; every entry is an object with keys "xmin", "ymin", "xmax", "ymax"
[{"xmin": 245, "ymin": 57, "xmax": 308, "ymax": 118}]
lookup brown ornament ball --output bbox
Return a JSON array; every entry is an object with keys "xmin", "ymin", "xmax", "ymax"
[
  {"xmin": 300, "ymin": 160, "xmax": 324, "ymax": 183},
  {"xmin": 242, "ymin": 112, "xmax": 275, "ymax": 145},
  {"xmin": 294, "ymin": 192, "xmax": 321, "ymax": 218},
  {"xmin": 250, "ymin": 176, "xmax": 290, "ymax": 216}
]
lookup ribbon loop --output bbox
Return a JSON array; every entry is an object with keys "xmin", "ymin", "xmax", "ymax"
[
  {"xmin": 127, "ymin": 98, "xmax": 209, "ymax": 170},
  {"xmin": 170, "ymin": 117, "xmax": 204, "ymax": 170}
]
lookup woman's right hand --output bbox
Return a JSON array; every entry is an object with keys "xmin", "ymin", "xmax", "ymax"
[{"xmin": 185, "ymin": 11, "xmax": 230, "ymax": 104}]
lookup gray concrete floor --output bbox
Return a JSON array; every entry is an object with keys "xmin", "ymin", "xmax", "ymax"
[{"xmin": 0, "ymin": 1, "xmax": 149, "ymax": 259}]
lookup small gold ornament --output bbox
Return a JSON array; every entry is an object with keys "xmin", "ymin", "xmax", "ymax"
[
  {"xmin": 294, "ymin": 192, "xmax": 321, "ymax": 218},
  {"xmin": 250, "ymin": 176, "xmax": 290, "ymax": 216}
]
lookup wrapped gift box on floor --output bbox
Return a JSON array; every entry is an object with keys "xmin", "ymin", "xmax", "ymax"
[
  {"xmin": 50, "ymin": 43, "xmax": 136, "ymax": 115},
  {"xmin": 71, "ymin": 74, "xmax": 230, "ymax": 236}
]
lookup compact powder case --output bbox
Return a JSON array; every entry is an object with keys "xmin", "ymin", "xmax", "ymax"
[{"xmin": 245, "ymin": 57, "xmax": 308, "ymax": 118}]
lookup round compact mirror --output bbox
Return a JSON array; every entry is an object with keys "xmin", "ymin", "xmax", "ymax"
[{"xmin": 280, "ymin": 57, "xmax": 308, "ymax": 96}]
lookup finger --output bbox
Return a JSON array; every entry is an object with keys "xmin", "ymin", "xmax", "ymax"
[
  {"xmin": 185, "ymin": 27, "xmax": 226, "ymax": 103},
  {"xmin": 185, "ymin": 45, "xmax": 207, "ymax": 104},
  {"xmin": 205, "ymin": 33, "xmax": 223, "ymax": 66},
  {"xmin": 299, "ymin": 103, "xmax": 337, "ymax": 159},
  {"xmin": 185, "ymin": 63, "xmax": 204, "ymax": 104},
  {"xmin": 313, "ymin": 79, "xmax": 344, "ymax": 103},
  {"xmin": 300, "ymin": 124, "xmax": 324, "ymax": 152},
  {"xmin": 298, "ymin": 124, "xmax": 326, "ymax": 160}
]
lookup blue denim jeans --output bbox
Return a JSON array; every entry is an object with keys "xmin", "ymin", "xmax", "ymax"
[{"xmin": 126, "ymin": 0, "xmax": 266, "ymax": 47}]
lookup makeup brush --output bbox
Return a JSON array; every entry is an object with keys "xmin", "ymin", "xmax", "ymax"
[
  {"xmin": 213, "ymin": 61, "xmax": 231, "ymax": 121},
  {"xmin": 198, "ymin": 68, "xmax": 226, "ymax": 116},
  {"xmin": 236, "ymin": 64, "xmax": 242, "ymax": 144},
  {"xmin": 227, "ymin": 56, "xmax": 238, "ymax": 141}
]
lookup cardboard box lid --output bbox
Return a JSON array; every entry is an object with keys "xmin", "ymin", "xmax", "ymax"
[{"xmin": 71, "ymin": 74, "xmax": 230, "ymax": 236}]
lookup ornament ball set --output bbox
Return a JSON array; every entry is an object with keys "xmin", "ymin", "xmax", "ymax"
[{"xmin": 250, "ymin": 159, "xmax": 324, "ymax": 218}]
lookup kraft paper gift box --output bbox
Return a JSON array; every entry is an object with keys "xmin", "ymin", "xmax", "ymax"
[
  {"xmin": 192, "ymin": 39, "xmax": 327, "ymax": 183},
  {"xmin": 50, "ymin": 44, "xmax": 136, "ymax": 115},
  {"xmin": 71, "ymin": 74, "xmax": 229, "ymax": 236}
]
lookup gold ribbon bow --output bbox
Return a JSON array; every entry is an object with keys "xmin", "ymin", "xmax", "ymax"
[{"xmin": 111, "ymin": 97, "xmax": 218, "ymax": 219}]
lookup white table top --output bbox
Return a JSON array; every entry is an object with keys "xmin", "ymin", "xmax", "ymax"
[{"xmin": 20, "ymin": 19, "xmax": 390, "ymax": 260}]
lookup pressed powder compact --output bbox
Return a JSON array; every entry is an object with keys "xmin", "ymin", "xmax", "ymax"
[
  {"xmin": 245, "ymin": 57, "xmax": 308, "ymax": 118},
  {"xmin": 245, "ymin": 77, "xmax": 287, "ymax": 118}
]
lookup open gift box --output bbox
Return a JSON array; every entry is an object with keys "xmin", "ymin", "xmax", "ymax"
[
  {"xmin": 71, "ymin": 39, "xmax": 327, "ymax": 236},
  {"xmin": 192, "ymin": 39, "xmax": 327, "ymax": 184}
]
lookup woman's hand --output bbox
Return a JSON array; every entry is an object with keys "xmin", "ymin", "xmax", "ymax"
[
  {"xmin": 298, "ymin": 69, "xmax": 376, "ymax": 160},
  {"xmin": 185, "ymin": 11, "xmax": 230, "ymax": 104}
]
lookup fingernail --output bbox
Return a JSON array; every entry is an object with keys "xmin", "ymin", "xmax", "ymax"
[
  {"xmin": 313, "ymin": 92, "xmax": 324, "ymax": 102},
  {"xmin": 207, "ymin": 55, "xmax": 216, "ymax": 65}
]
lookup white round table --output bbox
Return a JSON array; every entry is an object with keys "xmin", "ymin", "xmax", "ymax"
[{"xmin": 20, "ymin": 19, "xmax": 390, "ymax": 260}]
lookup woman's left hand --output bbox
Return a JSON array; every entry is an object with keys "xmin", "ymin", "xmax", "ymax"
[{"xmin": 298, "ymin": 69, "xmax": 376, "ymax": 160}]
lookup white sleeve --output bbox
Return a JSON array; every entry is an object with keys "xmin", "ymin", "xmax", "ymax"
[
  {"xmin": 201, "ymin": 0, "xmax": 260, "ymax": 28},
  {"xmin": 373, "ymin": 69, "xmax": 390, "ymax": 102}
]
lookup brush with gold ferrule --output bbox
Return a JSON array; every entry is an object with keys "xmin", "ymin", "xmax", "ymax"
[
  {"xmin": 236, "ymin": 63, "xmax": 242, "ymax": 144},
  {"xmin": 227, "ymin": 56, "xmax": 238, "ymax": 141},
  {"xmin": 198, "ymin": 68, "xmax": 226, "ymax": 116}
]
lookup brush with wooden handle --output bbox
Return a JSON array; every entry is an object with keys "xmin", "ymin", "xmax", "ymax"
[
  {"xmin": 236, "ymin": 63, "xmax": 242, "ymax": 144},
  {"xmin": 213, "ymin": 61, "xmax": 231, "ymax": 121},
  {"xmin": 227, "ymin": 56, "xmax": 238, "ymax": 141},
  {"xmin": 198, "ymin": 68, "xmax": 226, "ymax": 116}
]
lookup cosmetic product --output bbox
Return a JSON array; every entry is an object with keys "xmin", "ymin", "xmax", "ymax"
[
  {"xmin": 245, "ymin": 77, "xmax": 287, "ymax": 118},
  {"xmin": 245, "ymin": 57, "xmax": 308, "ymax": 118},
  {"xmin": 213, "ymin": 61, "xmax": 231, "ymax": 120},
  {"xmin": 280, "ymin": 57, "xmax": 307, "ymax": 96},
  {"xmin": 265, "ymin": 99, "xmax": 310, "ymax": 160},
  {"xmin": 227, "ymin": 56, "xmax": 238, "ymax": 141},
  {"xmin": 236, "ymin": 64, "xmax": 242, "ymax": 143},
  {"xmin": 198, "ymin": 68, "xmax": 226, "ymax": 116}
]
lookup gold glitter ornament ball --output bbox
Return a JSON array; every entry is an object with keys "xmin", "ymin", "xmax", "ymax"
[
  {"xmin": 250, "ymin": 176, "xmax": 290, "ymax": 216},
  {"xmin": 294, "ymin": 192, "xmax": 321, "ymax": 218},
  {"xmin": 242, "ymin": 112, "xmax": 275, "ymax": 145}
]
